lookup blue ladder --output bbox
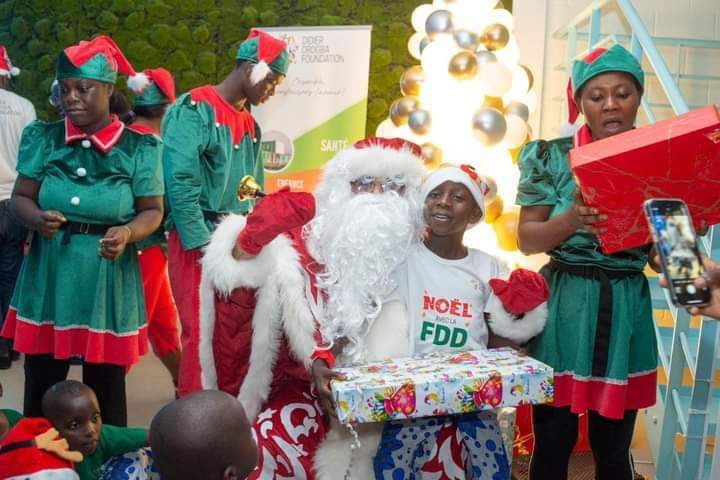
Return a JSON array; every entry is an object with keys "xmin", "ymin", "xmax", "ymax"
[{"xmin": 553, "ymin": 1, "xmax": 720, "ymax": 478}]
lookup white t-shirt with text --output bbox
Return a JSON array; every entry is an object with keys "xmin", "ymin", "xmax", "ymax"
[
  {"xmin": 385, "ymin": 243, "xmax": 503, "ymax": 356},
  {"xmin": 0, "ymin": 89, "xmax": 36, "ymax": 201}
]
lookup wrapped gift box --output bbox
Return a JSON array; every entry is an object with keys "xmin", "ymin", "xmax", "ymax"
[
  {"xmin": 570, "ymin": 105, "xmax": 720, "ymax": 254},
  {"xmin": 331, "ymin": 348, "xmax": 554, "ymax": 424}
]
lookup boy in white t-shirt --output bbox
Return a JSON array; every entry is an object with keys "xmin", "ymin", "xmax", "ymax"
[{"xmin": 374, "ymin": 164, "xmax": 547, "ymax": 480}]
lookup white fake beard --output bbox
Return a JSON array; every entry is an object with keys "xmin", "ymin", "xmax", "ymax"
[{"xmin": 305, "ymin": 191, "xmax": 422, "ymax": 365}]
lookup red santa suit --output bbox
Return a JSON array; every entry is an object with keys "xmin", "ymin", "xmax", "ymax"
[{"xmin": 199, "ymin": 138, "xmax": 427, "ymax": 479}]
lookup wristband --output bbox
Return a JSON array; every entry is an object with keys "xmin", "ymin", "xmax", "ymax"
[
  {"xmin": 120, "ymin": 225, "xmax": 133, "ymax": 243},
  {"xmin": 311, "ymin": 348, "xmax": 336, "ymax": 369}
]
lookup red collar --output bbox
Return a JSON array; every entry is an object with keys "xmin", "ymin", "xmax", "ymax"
[
  {"xmin": 65, "ymin": 115, "xmax": 125, "ymax": 154},
  {"xmin": 189, "ymin": 86, "xmax": 257, "ymax": 145},
  {"xmin": 127, "ymin": 123, "xmax": 160, "ymax": 137}
]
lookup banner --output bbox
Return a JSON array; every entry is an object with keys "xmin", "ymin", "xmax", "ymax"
[{"xmin": 251, "ymin": 25, "xmax": 372, "ymax": 193}]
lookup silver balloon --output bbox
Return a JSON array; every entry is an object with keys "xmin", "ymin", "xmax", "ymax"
[
  {"xmin": 419, "ymin": 37, "xmax": 431, "ymax": 55},
  {"xmin": 408, "ymin": 109, "xmax": 432, "ymax": 135},
  {"xmin": 474, "ymin": 50, "xmax": 497, "ymax": 65},
  {"xmin": 454, "ymin": 29, "xmax": 479, "ymax": 50},
  {"xmin": 472, "ymin": 108, "xmax": 507, "ymax": 146},
  {"xmin": 504, "ymin": 101, "xmax": 530, "ymax": 122},
  {"xmin": 425, "ymin": 10, "xmax": 453, "ymax": 39}
]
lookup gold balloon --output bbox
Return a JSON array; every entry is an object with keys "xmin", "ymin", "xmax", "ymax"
[
  {"xmin": 521, "ymin": 64, "xmax": 534, "ymax": 91},
  {"xmin": 483, "ymin": 96, "xmax": 505, "ymax": 112},
  {"xmin": 484, "ymin": 195, "xmax": 504, "ymax": 224},
  {"xmin": 481, "ymin": 23, "xmax": 510, "ymax": 51},
  {"xmin": 510, "ymin": 144, "xmax": 522, "ymax": 164},
  {"xmin": 389, "ymin": 96, "xmax": 420, "ymax": 126},
  {"xmin": 400, "ymin": 65, "xmax": 425, "ymax": 97},
  {"xmin": 493, "ymin": 211, "xmax": 520, "ymax": 252},
  {"xmin": 448, "ymin": 51, "xmax": 478, "ymax": 80},
  {"xmin": 421, "ymin": 143, "xmax": 443, "ymax": 170}
]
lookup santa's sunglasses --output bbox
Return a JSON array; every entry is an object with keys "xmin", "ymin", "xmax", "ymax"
[{"xmin": 351, "ymin": 175, "xmax": 406, "ymax": 193}]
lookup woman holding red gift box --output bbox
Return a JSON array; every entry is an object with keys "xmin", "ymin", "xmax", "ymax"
[{"xmin": 516, "ymin": 44, "xmax": 659, "ymax": 480}]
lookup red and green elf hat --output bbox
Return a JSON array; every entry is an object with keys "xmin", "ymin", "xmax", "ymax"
[
  {"xmin": 56, "ymin": 35, "xmax": 147, "ymax": 88},
  {"xmin": 128, "ymin": 67, "xmax": 176, "ymax": 106},
  {"xmin": 236, "ymin": 29, "xmax": 289, "ymax": 84},
  {"xmin": 0, "ymin": 45, "xmax": 20, "ymax": 77},
  {"xmin": 567, "ymin": 43, "xmax": 644, "ymax": 124}
]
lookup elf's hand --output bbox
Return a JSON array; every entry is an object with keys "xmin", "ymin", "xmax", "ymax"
[{"xmin": 570, "ymin": 191, "xmax": 607, "ymax": 235}]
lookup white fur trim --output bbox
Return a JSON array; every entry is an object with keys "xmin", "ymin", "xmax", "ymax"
[
  {"xmin": 9, "ymin": 66, "xmax": 19, "ymax": 76},
  {"xmin": 127, "ymin": 72, "xmax": 151, "ymax": 95},
  {"xmin": 485, "ymin": 294, "xmax": 548, "ymax": 344},
  {"xmin": 7, "ymin": 469, "xmax": 78, "ymax": 480},
  {"xmin": 199, "ymin": 213, "xmax": 320, "ymax": 419},
  {"xmin": 250, "ymin": 60, "xmax": 272, "ymax": 85},
  {"xmin": 315, "ymin": 301, "xmax": 410, "ymax": 477},
  {"xmin": 325, "ymin": 144, "xmax": 426, "ymax": 182}
]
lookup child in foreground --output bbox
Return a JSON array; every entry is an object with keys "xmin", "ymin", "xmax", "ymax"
[
  {"xmin": 149, "ymin": 389, "xmax": 258, "ymax": 480},
  {"xmin": 41, "ymin": 380, "xmax": 148, "ymax": 480},
  {"xmin": 374, "ymin": 163, "xmax": 549, "ymax": 479}
]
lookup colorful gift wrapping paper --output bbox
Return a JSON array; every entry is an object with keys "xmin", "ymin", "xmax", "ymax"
[{"xmin": 331, "ymin": 348, "xmax": 554, "ymax": 424}]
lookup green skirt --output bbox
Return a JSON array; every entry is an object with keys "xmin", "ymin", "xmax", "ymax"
[{"xmin": 529, "ymin": 261, "xmax": 658, "ymax": 419}]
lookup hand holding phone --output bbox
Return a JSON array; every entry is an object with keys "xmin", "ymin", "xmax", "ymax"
[{"xmin": 644, "ymin": 199, "xmax": 711, "ymax": 307}]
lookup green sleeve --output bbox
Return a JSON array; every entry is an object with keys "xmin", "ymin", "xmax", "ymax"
[
  {"xmin": 161, "ymin": 102, "xmax": 211, "ymax": 250},
  {"xmin": 132, "ymin": 137, "xmax": 165, "ymax": 197},
  {"xmin": 1, "ymin": 409, "xmax": 22, "ymax": 428},
  {"xmin": 515, "ymin": 140, "xmax": 559, "ymax": 206},
  {"xmin": 99, "ymin": 424, "xmax": 148, "ymax": 459},
  {"xmin": 15, "ymin": 121, "xmax": 49, "ymax": 182}
]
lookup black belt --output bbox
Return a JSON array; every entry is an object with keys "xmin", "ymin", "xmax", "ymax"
[
  {"xmin": 61, "ymin": 221, "xmax": 115, "ymax": 245},
  {"xmin": 546, "ymin": 259, "xmax": 643, "ymax": 377},
  {"xmin": 203, "ymin": 211, "xmax": 222, "ymax": 223}
]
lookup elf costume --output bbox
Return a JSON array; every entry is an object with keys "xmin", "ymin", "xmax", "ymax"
[
  {"xmin": 162, "ymin": 29, "xmax": 289, "ymax": 396},
  {"xmin": 1, "ymin": 36, "xmax": 164, "ymax": 425},
  {"xmin": 127, "ymin": 68, "xmax": 181, "ymax": 384},
  {"xmin": 516, "ymin": 44, "xmax": 656, "ymax": 478}
]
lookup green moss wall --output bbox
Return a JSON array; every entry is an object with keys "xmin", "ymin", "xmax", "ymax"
[{"xmin": 0, "ymin": 0, "xmax": 509, "ymax": 135}]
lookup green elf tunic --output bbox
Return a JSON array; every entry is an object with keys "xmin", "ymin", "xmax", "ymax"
[
  {"xmin": 161, "ymin": 85, "xmax": 262, "ymax": 250},
  {"xmin": 1, "ymin": 116, "xmax": 163, "ymax": 367},
  {"xmin": 516, "ymin": 136, "xmax": 657, "ymax": 419}
]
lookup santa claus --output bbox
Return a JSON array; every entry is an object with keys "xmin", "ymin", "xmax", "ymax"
[
  {"xmin": 198, "ymin": 137, "xmax": 427, "ymax": 479},
  {"xmin": 199, "ymin": 137, "xmax": 548, "ymax": 479}
]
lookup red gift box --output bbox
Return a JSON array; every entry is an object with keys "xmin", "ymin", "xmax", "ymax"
[{"xmin": 570, "ymin": 105, "xmax": 720, "ymax": 254}]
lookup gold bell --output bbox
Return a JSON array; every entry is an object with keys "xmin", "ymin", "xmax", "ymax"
[{"xmin": 237, "ymin": 175, "xmax": 265, "ymax": 201}]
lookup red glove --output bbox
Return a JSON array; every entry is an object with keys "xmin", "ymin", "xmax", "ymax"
[
  {"xmin": 488, "ymin": 269, "xmax": 550, "ymax": 315},
  {"xmin": 236, "ymin": 187, "xmax": 316, "ymax": 255}
]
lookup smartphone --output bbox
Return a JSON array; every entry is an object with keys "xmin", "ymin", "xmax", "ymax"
[{"xmin": 644, "ymin": 199, "xmax": 710, "ymax": 307}]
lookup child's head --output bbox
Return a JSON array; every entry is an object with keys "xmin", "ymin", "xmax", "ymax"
[
  {"xmin": 150, "ymin": 390, "xmax": 257, "ymax": 480},
  {"xmin": 41, "ymin": 380, "xmax": 102, "ymax": 457},
  {"xmin": 421, "ymin": 164, "xmax": 488, "ymax": 236}
]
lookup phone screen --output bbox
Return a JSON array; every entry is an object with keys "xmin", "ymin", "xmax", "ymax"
[{"xmin": 646, "ymin": 199, "xmax": 710, "ymax": 306}]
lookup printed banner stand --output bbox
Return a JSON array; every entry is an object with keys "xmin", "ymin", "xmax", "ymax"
[{"xmin": 251, "ymin": 25, "xmax": 373, "ymax": 193}]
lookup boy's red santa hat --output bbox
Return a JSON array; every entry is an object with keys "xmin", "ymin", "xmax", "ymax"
[
  {"xmin": 0, "ymin": 45, "xmax": 20, "ymax": 77},
  {"xmin": 0, "ymin": 418, "xmax": 82, "ymax": 480}
]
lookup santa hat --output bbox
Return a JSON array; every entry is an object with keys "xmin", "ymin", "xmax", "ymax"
[
  {"xmin": 566, "ymin": 44, "xmax": 644, "ymax": 125},
  {"xmin": 0, "ymin": 46, "xmax": 20, "ymax": 77},
  {"xmin": 57, "ymin": 35, "xmax": 147, "ymax": 88},
  {"xmin": 325, "ymin": 137, "xmax": 425, "ymax": 183},
  {"xmin": 236, "ymin": 29, "xmax": 290, "ymax": 85},
  {"xmin": 0, "ymin": 418, "xmax": 81, "ymax": 480},
  {"xmin": 421, "ymin": 163, "xmax": 490, "ymax": 225},
  {"xmin": 128, "ymin": 67, "xmax": 176, "ymax": 106},
  {"xmin": 486, "ymin": 269, "xmax": 550, "ymax": 344}
]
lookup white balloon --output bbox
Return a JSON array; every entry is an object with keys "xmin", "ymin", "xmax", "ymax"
[
  {"xmin": 494, "ymin": 39, "xmax": 521, "ymax": 65},
  {"xmin": 503, "ymin": 64, "xmax": 530, "ymax": 102},
  {"xmin": 488, "ymin": 8, "xmax": 515, "ymax": 31},
  {"xmin": 477, "ymin": 61, "xmax": 513, "ymax": 97},
  {"xmin": 408, "ymin": 32, "xmax": 425, "ymax": 59},
  {"xmin": 502, "ymin": 114, "xmax": 529, "ymax": 149},
  {"xmin": 411, "ymin": 4, "xmax": 435, "ymax": 33},
  {"xmin": 376, "ymin": 118, "xmax": 398, "ymax": 138},
  {"xmin": 421, "ymin": 36, "xmax": 458, "ymax": 82}
]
